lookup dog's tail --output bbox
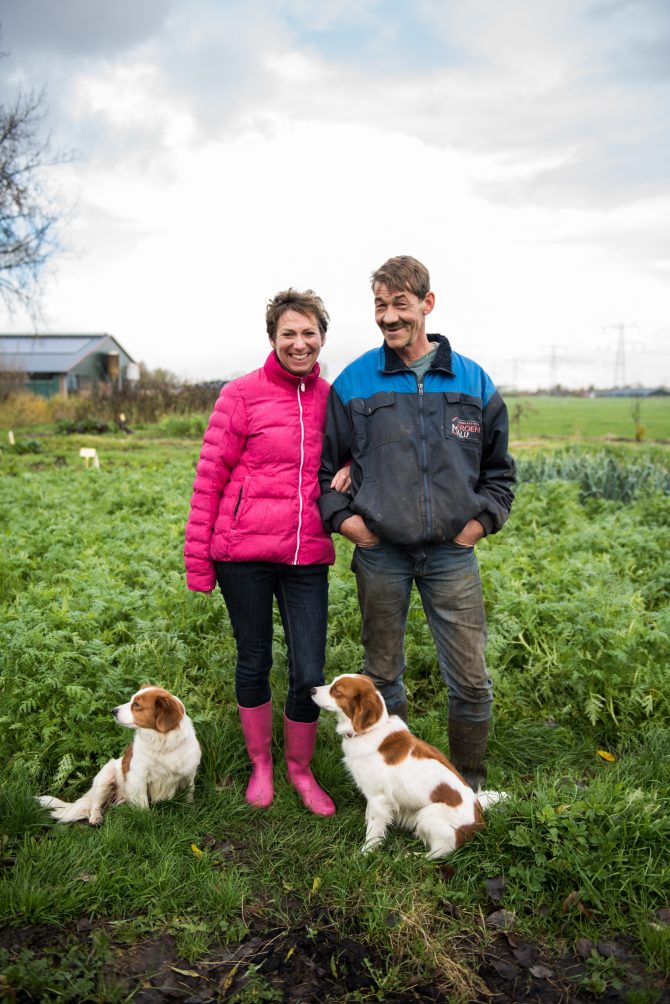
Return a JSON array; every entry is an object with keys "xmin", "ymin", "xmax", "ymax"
[
  {"xmin": 37, "ymin": 760, "xmax": 120, "ymax": 824},
  {"xmin": 37, "ymin": 792, "xmax": 94, "ymax": 823},
  {"xmin": 476, "ymin": 790, "xmax": 508, "ymax": 811}
]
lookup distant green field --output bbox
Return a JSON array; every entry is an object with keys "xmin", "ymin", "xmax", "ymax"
[
  {"xmin": 506, "ymin": 394, "xmax": 670, "ymax": 441},
  {"xmin": 1, "ymin": 392, "xmax": 669, "ymax": 442}
]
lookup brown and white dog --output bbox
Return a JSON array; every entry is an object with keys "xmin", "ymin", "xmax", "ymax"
[
  {"xmin": 312, "ymin": 674, "xmax": 504, "ymax": 859},
  {"xmin": 37, "ymin": 687, "xmax": 201, "ymax": 825}
]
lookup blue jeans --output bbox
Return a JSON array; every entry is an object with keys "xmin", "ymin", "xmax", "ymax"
[
  {"xmin": 215, "ymin": 562, "xmax": 329, "ymax": 723},
  {"xmin": 351, "ymin": 541, "xmax": 492, "ymax": 723}
]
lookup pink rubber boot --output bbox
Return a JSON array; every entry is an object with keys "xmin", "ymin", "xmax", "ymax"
[
  {"xmin": 238, "ymin": 701, "xmax": 274, "ymax": 808},
  {"xmin": 283, "ymin": 716, "xmax": 336, "ymax": 816}
]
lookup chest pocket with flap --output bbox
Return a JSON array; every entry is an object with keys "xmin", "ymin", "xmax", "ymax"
[{"xmin": 351, "ymin": 393, "xmax": 400, "ymax": 455}]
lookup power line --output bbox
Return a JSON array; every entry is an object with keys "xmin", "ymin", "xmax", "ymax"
[
  {"xmin": 602, "ymin": 324, "xmax": 642, "ymax": 387},
  {"xmin": 536, "ymin": 345, "xmax": 570, "ymax": 387}
]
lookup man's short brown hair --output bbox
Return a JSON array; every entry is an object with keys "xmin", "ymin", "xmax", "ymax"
[
  {"xmin": 370, "ymin": 255, "xmax": 431, "ymax": 300},
  {"xmin": 266, "ymin": 288, "xmax": 330, "ymax": 341}
]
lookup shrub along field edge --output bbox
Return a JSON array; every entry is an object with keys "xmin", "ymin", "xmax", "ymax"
[{"xmin": 1, "ymin": 390, "xmax": 669, "ymax": 442}]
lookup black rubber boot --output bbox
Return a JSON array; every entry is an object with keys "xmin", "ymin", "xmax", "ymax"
[
  {"xmin": 448, "ymin": 718, "xmax": 489, "ymax": 791},
  {"xmin": 385, "ymin": 699, "xmax": 409, "ymax": 724}
]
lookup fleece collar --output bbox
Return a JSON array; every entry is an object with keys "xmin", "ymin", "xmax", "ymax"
[{"xmin": 381, "ymin": 333, "xmax": 454, "ymax": 376}]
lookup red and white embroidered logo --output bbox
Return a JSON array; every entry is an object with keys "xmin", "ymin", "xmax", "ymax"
[{"xmin": 451, "ymin": 416, "xmax": 481, "ymax": 439}]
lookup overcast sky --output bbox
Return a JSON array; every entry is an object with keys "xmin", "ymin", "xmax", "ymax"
[{"xmin": 1, "ymin": 0, "xmax": 668, "ymax": 389}]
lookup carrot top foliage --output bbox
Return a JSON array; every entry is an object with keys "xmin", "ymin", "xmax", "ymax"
[{"xmin": 1, "ymin": 435, "xmax": 669, "ymax": 997}]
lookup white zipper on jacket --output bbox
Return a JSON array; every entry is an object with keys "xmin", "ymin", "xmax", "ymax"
[{"xmin": 293, "ymin": 381, "xmax": 306, "ymax": 564}]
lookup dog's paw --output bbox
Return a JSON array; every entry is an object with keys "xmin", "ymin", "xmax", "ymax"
[
  {"xmin": 425, "ymin": 845, "xmax": 455, "ymax": 861},
  {"xmin": 360, "ymin": 839, "xmax": 383, "ymax": 855},
  {"xmin": 88, "ymin": 811, "xmax": 103, "ymax": 826},
  {"xmin": 477, "ymin": 790, "xmax": 509, "ymax": 811}
]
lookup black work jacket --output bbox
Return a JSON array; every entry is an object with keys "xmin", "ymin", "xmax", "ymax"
[{"xmin": 318, "ymin": 335, "xmax": 515, "ymax": 546}]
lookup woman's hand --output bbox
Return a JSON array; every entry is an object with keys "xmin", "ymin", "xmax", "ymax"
[{"xmin": 330, "ymin": 464, "xmax": 352, "ymax": 494}]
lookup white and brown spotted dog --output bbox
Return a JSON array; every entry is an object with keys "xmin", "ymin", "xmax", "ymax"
[
  {"xmin": 37, "ymin": 687, "xmax": 201, "ymax": 825},
  {"xmin": 312, "ymin": 674, "xmax": 504, "ymax": 859}
]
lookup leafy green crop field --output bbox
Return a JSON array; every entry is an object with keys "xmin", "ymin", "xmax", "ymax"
[{"xmin": 1, "ymin": 434, "xmax": 669, "ymax": 1001}]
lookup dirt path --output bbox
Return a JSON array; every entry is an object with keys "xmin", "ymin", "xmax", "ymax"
[{"xmin": 2, "ymin": 917, "xmax": 668, "ymax": 1002}]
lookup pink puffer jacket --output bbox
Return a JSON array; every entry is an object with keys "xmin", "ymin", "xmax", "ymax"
[{"xmin": 184, "ymin": 351, "xmax": 335, "ymax": 592}]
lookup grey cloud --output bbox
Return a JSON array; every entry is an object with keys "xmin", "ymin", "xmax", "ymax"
[
  {"xmin": 587, "ymin": 0, "xmax": 640, "ymax": 19},
  {"xmin": 155, "ymin": 0, "xmax": 292, "ymax": 137},
  {"xmin": 0, "ymin": 0, "xmax": 176, "ymax": 58},
  {"xmin": 0, "ymin": 0, "xmax": 291, "ymax": 169},
  {"xmin": 610, "ymin": 34, "xmax": 670, "ymax": 82},
  {"xmin": 549, "ymin": 221, "xmax": 670, "ymax": 279},
  {"xmin": 474, "ymin": 111, "xmax": 670, "ymax": 209},
  {"xmin": 0, "ymin": 0, "xmax": 178, "ymax": 165},
  {"xmin": 2, "ymin": 0, "xmax": 668, "ymax": 213}
]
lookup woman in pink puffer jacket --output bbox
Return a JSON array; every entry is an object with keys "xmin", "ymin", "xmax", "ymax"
[{"xmin": 184, "ymin": 289, "xmax": 338, "ymax": 816}]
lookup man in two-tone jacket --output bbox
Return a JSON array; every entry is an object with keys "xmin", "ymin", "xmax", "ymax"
[{"xmin": 318, "ymin": 255, "xmax": 515, "ymax": 791}]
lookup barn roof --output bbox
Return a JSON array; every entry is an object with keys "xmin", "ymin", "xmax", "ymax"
[{"xmin": 0, "ymin": 334, "xmax": 135, "ymax": 374}]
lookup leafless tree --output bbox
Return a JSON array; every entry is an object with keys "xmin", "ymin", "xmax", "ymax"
[{"xmin": 0, "ymin": 50, "xmax": 69, "ymax": 315}]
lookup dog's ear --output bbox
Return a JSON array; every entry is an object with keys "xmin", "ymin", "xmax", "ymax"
[
  {"xmin": 154, "ymin": 694, "xmax": 183, "ymax": 733},
  {"xmin": 351, "ymin": 689, "xmax": 383, "ymax": 734}
]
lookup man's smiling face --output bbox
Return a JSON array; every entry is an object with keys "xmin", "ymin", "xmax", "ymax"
[{"xmin": 373, "ymin": 282, "xmax": 434, "ymax": 364}]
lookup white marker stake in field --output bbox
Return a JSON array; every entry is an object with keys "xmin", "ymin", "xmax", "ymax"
[
  {"xmin": 8, "ymin": 430, "xmax": 15, "ymax": 445},
  {"xmin": 79, "ymin": 447, "xmax": 100, "ymax": 469}
]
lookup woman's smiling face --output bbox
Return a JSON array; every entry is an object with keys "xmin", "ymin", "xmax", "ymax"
[{"xmin": 272, "ymin": 308, "xmax": 325, "ymax": 376}]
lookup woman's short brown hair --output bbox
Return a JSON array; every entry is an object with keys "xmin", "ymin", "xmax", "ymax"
[
  {"xmin": 370, "ymin": 255, "xmax": 431, "ymax": 300},
  {"xmin": 266, "ymin": 288, "xmax": 330, "ymax": 341}
]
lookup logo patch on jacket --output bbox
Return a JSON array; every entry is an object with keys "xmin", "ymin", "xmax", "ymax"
[{"xmin": 451, "ymin": 415, "xmax": 481, "ymax": 439}]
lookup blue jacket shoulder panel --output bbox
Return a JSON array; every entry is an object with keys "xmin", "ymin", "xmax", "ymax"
[
  {"xmin": 333, "ymin": 339, "xmax": 496, "ymax": 408},
  {"xmin": 440, "ymin": 351, "xmax": 497, "ymax": 408},
  {"xmin": 333, "ymin": 347, "xmax": 413, "ymax": 401}
]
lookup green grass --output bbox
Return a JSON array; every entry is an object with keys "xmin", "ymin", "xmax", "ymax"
[
  {"xmin": 1, "ymin": 433, "xmax": 669, "ymax": 1000},
  {"xmin": 507, "ymin": 395, "xmax": 670, "ymax": 441},
  {"xmin": 0, "ymin": 936, "xmax": 122, "ymax": 1003}
]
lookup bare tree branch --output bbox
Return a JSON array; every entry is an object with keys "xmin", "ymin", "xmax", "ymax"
[{"xmin": 0, "ymin": 50, "xmax": 72, "ymax": 316}]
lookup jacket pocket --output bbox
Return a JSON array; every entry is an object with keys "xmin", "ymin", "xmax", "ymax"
[
  {"xmin": 351, "ymin": 393, "xmax": 400, "ymax": 455},
  {"xmin": 231, "ymin": 478, "xmax": 251, "ymax": 525},
  {"xmin": 351, "ymin": 477, "xmax": 378, "ymax": 524},
  {"xmin": 443, "ymin": 393, "xmax": 483, "ymax": 449}
]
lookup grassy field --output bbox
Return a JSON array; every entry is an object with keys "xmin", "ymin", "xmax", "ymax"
[
  {"xmin": 1, "ymin": 431, "xmax": 669, "ymax": 1001},
  {"xmin": 505, "ymin": 395, "xmax": 670, "ymax": 442}
]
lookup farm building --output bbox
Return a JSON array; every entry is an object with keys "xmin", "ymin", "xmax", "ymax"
[{"xmin": 0, "ymin": 334, "xmax": 138, "ymax": 398}]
